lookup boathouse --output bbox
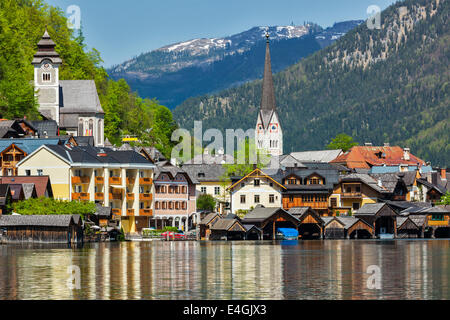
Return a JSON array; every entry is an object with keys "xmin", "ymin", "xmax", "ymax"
[
  {"xmin": 421, "ymin": 206, "xmax": 450, "ymax": 238},
  {"xmin": 288, "ymin": 207, "xmax": 323, "ymax": 239},
  {"xmin": 322, "ymin": 217, "xmax": 346, "ymax": 239},
  {"xmin": 241, "ymin": 207, "xmax": 299, "ymax": 240},
  {"xmin": 198, "ymin": 212, "xmax": 221, "ymax": 240},
  {"xmin": 243, "ymin": 224, "xmax": 263, "ymax": 240},
  {"xmin": 396, "ymin": 217, "xmax": 422, "ymax": 238},
  {"xmin": 338, "ymin": 217, "xmax": 375, "ymax": 239},
  {"xmin": 0, "ymin": 215, "xmax": 82, "ymax": 243},
  {"xmin": 355, "ymin": 203, "xmax": 398, "ymax": 238},
  {"xmin": 209, "ymin": 218, "xmax": 246, "ymax": 240}
]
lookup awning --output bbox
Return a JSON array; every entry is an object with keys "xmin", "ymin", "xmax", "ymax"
[{"xmin": 110, "ymin": 185, "xmax": 126, "ymax": 189}]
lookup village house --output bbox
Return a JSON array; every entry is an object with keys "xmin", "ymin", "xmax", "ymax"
[
  {"xmin": 181, "ymin": 163, "xmax": 231, "ymax": 214},
  {"xmin": 227, "ymin": 168, "xmax": 286, "ymax": 214},
  {"xmin": 271, "ymin": 162, "xmax": 340, "ymax": 216},
  {"xmin": 15, "ymin": 144, "xmax": 155, "ymax": 235},
  {"xmin": 330, "ymin": 144, "xmax": 427, "ymax": 172},
  {"xmin": 152, "ymin": 164, "xmax": 197, "ymax": 232}
]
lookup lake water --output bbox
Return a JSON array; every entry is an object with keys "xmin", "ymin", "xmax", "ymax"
[{"xmin": 0, "ymin": 240, "xmax": 449, "ymax": 300}]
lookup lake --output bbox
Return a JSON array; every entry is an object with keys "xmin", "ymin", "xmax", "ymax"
[{"xmin": 0, "ymin": 240, "xmax": 449, "ymax": 300}]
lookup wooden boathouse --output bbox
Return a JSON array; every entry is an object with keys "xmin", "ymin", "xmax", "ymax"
[
  {"xmin": 288, "ymin": 207, "xmax": 324, "ymax": 239},
  {"xmin": 355, "ymin": 203, "xmax": 398, "ymax": 238},
  {"xmin": 0, "ymin": 215, "xmax": 82, "ymax": 244},
  {"xmin": 209, "ymin": 218, "xmax": 246, "ymax": 240}
]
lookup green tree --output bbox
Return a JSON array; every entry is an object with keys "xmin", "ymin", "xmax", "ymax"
[
  {"xmin": 326, "ymin": 133, "xmax": 359, "ymax": 152},
  {"xmin": 13, "ymin": 197, "xmax": 96, "ymax": 220},
  {"xmin": 196, "ymin": 194, "xmax": 217, "ymax": 212},
  {"xmin": 438, "ymin": 192, "xmax": 450, "ymax": 205}
]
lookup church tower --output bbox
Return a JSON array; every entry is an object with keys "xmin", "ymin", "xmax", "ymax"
[
  {"xmin": 32, "ymin": 29, "xmax": 62, "ymax": 124},
  {"xmin": 255, "ymin": 34, "xmax": 283, "ymax": 157}
]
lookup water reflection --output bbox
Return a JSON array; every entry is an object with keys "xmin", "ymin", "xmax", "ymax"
[{"xmin": 0, "ymin": 240, "xmax": 449, "ymax": 300}]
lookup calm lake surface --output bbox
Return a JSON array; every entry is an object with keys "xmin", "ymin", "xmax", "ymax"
[{"xmin": 0, "ymin": 240, "xmax": 449, "ymax": 300}]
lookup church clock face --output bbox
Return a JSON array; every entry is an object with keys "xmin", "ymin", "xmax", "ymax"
[{"xmin": 270, "ymin": 123, "xmax": 278, "ymax": 132}]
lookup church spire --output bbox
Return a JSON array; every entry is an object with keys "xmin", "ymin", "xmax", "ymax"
[
  {"xmin": 260, "ymin": 33, "xmax": 276, "ymax": 111},
  {"xmin": 32, "ymin": 28, "xmax": 62, "ymax": 65}
]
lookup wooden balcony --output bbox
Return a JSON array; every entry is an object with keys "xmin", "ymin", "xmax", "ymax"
[
  {"xmin": 126, "ymin": 209, "xmax": 135, "ymax": 216},
  {"xmin": 428, "ymin": 220, "xmax": 449, "ymax": 227},
  {"xmin": 126, "ymin": 193, "xmax": 135, "ymax": 200},
  {"xmin": 139, "ymin": 178, "xmax": 153, "ymax": 185},
  {"xmin": 94, "ymin": 176, "xmax": 104, "ymax": 184},
  {"xmin": 139, "ymin": 193, "xmax": 153, "ymax": 201},
  {"xmin": 109, "ymin": 193, "xmax": 123, "ymax": 200},
  {"xmin": 299, "ymin": 202, "xmax": 328, "ymax": 209},
  {"xmin": 72, "ymin": 192, "xmax": 90, "ymax": 201},
  {"xmin": 139, "ymin": 209, "xmax": 153, "ymax": 216},
  {"xmin": 95, "ymin": 192, "xmax": 104, "ymax": 201},
  {"xmin": 72, "ymin": 176, "xmax": 90, "ymax": 184},
  {"xmin": 109, "ymin": 177, "xmax": 122, "ymax": 185},
  {"xmin": 1, "ymin": 161, "xmax": 16, "ymax": 167},
  {"xmin": 126, "ymin": 177, "xmax": 135, "ymax": 185},
  {"xmin": 341, "ymin": 192, "xmax": 362, "ymax": 198},
  {"xmin": 112, "ymin": 208, "xmax": 122, "ymax": 216}
]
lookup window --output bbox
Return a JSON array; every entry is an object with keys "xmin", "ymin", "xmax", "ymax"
[
  {"xmin": 269, "ymin": 194, "xmax": 275, "ymax": 203},
  {"xmin": 214, "ymin": 187, "xmax": 220, "ymax": 195},
  {"xmin": 78, "ymin": 119, "xmax": 83, "ymax": 136},
  {"xmin": 288, "ymin": 179, "xmax": 296, "ymax": 185},
  {"xmin": 198, "ymin": 173, "xmax": 206, "ymax": 178},
  {"xmin": 254, "ymin": 179, "xmax": 260, "ymax": 187},
  {"xmin": 289, "ymin": 195, "xmax": 294, "ymax": 203},
  {"xmin": 240, "ymin": 195, "xmax": 246, "ymax": 204},
  {"xmin": 330, "ymin": 198, "xmax": 337, "ymax": 208},
  {"xmin": 201, "ymin": 187, "xmax": 207, "ymax": 194},
  {"xmin": 25, "ymin": 170, "xmax": 31, "ymax": 176},
  {"xmin": 352, "ymin": 203, "xmax": 360, "ymax": 210},
  {"xmin": 182, "ymin": 202, "xmax": 187, "ymax": 210},
  {"xmin": 356, "ymin": 186, "xmax": 361, "ymax": 193},
  {"xmin": 139, "ymin": 171, "xmax": 144, "ymax": 178},
  {"xmin": 346, "ymin": 186, "xmax": 352, "ymax": 193},
  {"xmin": 269, "ymin": 182, "xmax": 273, "ymax": 187},
  {"xmin": 432, "ymin": 215, "xmax": 444, "ymax": 221},
  {"xmin": 37, "ymin": 169, "xmax": 43, "ymax": 176},
  {"xmin": 42, "ymin": 73, "xmax": 51, "ymax": 82},
  {"xmin": 254, "ymin": 195, "xmax": 260, "ymax": 203},
  {"xmin": 241, "ymin": 183, "xmax": 245, "ymax": 188}
]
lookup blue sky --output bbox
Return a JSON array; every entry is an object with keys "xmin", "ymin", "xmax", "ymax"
[{"xmin": 45, "ymin": 0, "xmax": 396, "ymax": 68}]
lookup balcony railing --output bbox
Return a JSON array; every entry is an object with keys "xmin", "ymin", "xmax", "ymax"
[
  {"xmin": 139, "ymin": 209, "xmax": 153, "ymax": 216},
  {"xmin": 72, "ymin": 192, "xmax": 90, "ymax": 201},
  {"xmin": 126, "ymin": 193, "xmax": 135, "ymax": 200},
  {"xmin": 109, "ymin": 177, "xmax": 122, "ymax": 185},
  {"xmin": 1, "ymin": 161, "xmax": 16, "ymax": 167},
  {"xmin": 112, "ymin": 208, "xmax": 122, "ymax": 216},
  {"xmin": 109, "ymin": 193, "xmax": 123, "ymax": 200},
  {"xmin": 428, "ymin": 220, "xmax": 449, "ymax": 227},
  {"xmin": 139, "ymin": 178, "xmax": 153, "ymax": 185},
  {"xmin": 95, "ymin": 192, "xmax": 104, "ymax": 201},
  {"xmin": 72, "ymin": 176, "xmax": 90, "ymax": 184},
  {"xmin": 94, "ymin": 177, "xmax": 104, "ymax": 184},
  {"xmin": 342, "ymin": 192, "xmax": 362, "ymax": 198},
  {"xmin": 299, "ymin": 202, "xmax": 328, "ymax": 209},
  {"xmin": 139, "ymin": 193, "xmax": 153, "ymax": 201},
  {"xmin": 126, "ymin": 209, "xmax": 135, "ymax": 216}
]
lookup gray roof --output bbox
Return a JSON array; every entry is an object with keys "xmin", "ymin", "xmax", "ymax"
[
  {"xmin": 155, "ymin": 165, "xmax": 198, "ymax": 184},
  {"xmin": 336, "ymin": 217, "xmax": 360, "ymax": 229},
  {"xmin": 199, "ymin": 213, "xmax": 219, "ymax": 225},
  {"xmin": 288, "ymin": 207, "xmax": 310, "ymax": 216},
  {"xmin": 59, "ymin": 80, "xmax": 104, "ymax": 116},
  {"xmin": 31, "ymin": 120, "xmax": 58, "ymax": 137},
  {"xmin": 396, "ymin": 217, "xmax": 409, "ymax": 228},
  {"xmin": 95, "ymin": 204, "xmax": 112, "ymax": 217},
  {"xmin": 290, "ymin": 150, "xmax": 343, "ymax": 163},
  {"xmin": 0, "ymin": 215, "xmax": 73, "ymax": 227},
  {"xmin": 183, "ymin": 153, "xmax": 234, "ymax": 165},
  {"xmin": 182, "ymin": 164, "xmax": 227, "ymax": 182},
  {"xmin": 242, "ymin": 207, "xmax": 298, "ymax": 223},
  {"xmin": 340, "ymin": 173, "xmax": 388, "ymax": 193},
  {"xmin": 322, "ymin": 217, "xmax": 338, "ymax": 226},
  {"xmin": 210, "ymin": 219, "xmax": 243, "ymax": 231},
  {"xmin": 355, "ymin": 203, "xmax": 386, "ymax": 215},
  {"xmin": 242, "ymin": 224, "xmax": 262, "ymax": 232},
  {"xmin": 421, "ymin": 206, "xmax": 450, "ymax": 214},
  {"xmin": 370, "ymin": 172, "xmax": 416, "ymax": 192},
  {"xmin": 260, "ymin": 38, "xmax": 276, "ymax": 113},
  {"xmin": 409, "ymin": 215, "xmax": 427, "ymax": 227}
]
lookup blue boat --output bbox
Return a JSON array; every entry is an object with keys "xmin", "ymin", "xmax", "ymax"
[{"xmin": 276, "ymin": 228, "xmax": 299, "ymax": 240}]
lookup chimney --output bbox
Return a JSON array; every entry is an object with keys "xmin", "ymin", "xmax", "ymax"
[
  {"xmin": 365, "ymin": 142, "xmax": 372, "ymax": 146},
  {"xmin": 441, "ymin": 169, "xmax": 447, "ymax": 180},
  {"xmin": 403, "ymin": 148, "xmax": 410, "ymax": 161},
  {"xmin": 384, "ymin": 142, "xmax": 390, "ymax": 147}
]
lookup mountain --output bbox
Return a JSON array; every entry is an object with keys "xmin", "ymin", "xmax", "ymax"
[
  {"xmin": 173, "ymin": 0, "xmax": 449, "ymax": 167},
  {"xmin": 108, "ymin": 21, "xmax": 363, "ymax": 108}
]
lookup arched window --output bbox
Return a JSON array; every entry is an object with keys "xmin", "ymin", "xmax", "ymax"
[
  {"xmin": 175, "ymin": 202, "xmax": 179, "ymax": 210},
  {"xmin": 182, "ymin": 202, "xmax": 187, "ymax": 210},
  {"xmin": 162, "ymin": 201, "xmax": 167, "ymax": 210},
  {"xmin": 42, "ymin": 73, "xmax": 51, "ymax": 82},
  {"xmin": 155, "ymin": 201, "xmax": 160, "ymax": 209},
  {"xmin": 78, "ymin": 119, "xmax": 83, "ymax": 136},
  {"xmin": 88, "ymin": 119, "xmax": 94, "ymax": 136}
]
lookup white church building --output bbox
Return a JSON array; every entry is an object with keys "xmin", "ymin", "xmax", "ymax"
[
  {"xmin": 255, "ymin": 34, "xmax": 283, "ymax": 157},
  {"xmin": 32, "ymin": 29, "xmax": 105, "ymax": 147}
]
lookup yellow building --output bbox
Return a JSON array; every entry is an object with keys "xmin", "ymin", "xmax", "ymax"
[
  {"xmin": 16, "ymin": 144, "xmax": 155, "ymax": 234},
  {"xmin": 330, "ymin": 173, "xmax": 388, "ymax": 215}
]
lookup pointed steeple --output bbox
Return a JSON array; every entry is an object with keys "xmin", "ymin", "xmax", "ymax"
[
  {"xmin": 260, "ymin": 33, "xmax": 276, "ymax": 111},
  {"xmin": 32, "ymin": 28, "xmax": 62, "ymax": 65}
]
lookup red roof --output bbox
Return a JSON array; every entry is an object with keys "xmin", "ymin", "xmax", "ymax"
[
  {"xmin": 0, "ymin": 176, "xmax": 52, "ymax": 198},
  {"xmin": 330, "ymin": 146, "xmax": 425, "ymax": 169}
]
